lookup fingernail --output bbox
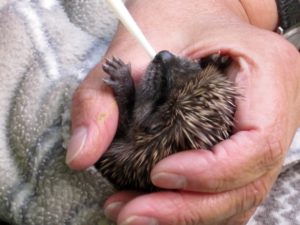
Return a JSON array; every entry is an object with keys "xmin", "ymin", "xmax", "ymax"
[
  {"xmin": 66, "ymin": 126, "xmax": 88, "ymax": 164},
  {"xmin": 151, "ymin": 172, "xmax": 186, "ymax": 189},
  {"xmin": 104, "ymin": 202, "xmax": 125, "ymax": 221},
  {"xmin": 121, "ymin": 216, "xmax": 159, "ymax": 225}
]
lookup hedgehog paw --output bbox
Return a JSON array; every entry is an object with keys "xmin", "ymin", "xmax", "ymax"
[
  {"xmin": 102, "ymin": 57, "xmax": 135, "ymax": 131},
  {"xmin": 102, "ymin": 57, "xmax": 134, "ymax": 95},
  {"xmin": 103, "ymin": 57, "xmax": 130, "ymax": 82}
]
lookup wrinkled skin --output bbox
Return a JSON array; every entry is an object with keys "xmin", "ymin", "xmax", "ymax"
[{"xmin": 67, "ymin": 0, "xmax": 300, "ymax": 224}]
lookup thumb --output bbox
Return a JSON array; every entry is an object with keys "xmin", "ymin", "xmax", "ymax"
[{"xmin": 66, "ymin": 63, "xmax": 119, "ymax": 170}]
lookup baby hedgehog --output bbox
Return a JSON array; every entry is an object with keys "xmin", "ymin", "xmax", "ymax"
[{"xmin": 95, "ymin": 50, "xmax": 237, "ymax": 192}]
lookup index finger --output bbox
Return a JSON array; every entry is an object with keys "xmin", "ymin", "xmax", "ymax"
[{"xmin": 151, "ymin": 130, "xmax": 284, "ymax": 192}]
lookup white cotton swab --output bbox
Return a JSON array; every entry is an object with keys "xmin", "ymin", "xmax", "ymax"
[{"xmin": 105, "ymin": 0, "xmax": 156, "ymax": 58}]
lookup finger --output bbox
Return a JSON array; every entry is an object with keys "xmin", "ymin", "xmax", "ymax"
[
  {"xmin": 151, "ymin": 130, "xmax": 284, "ymax": 192},
  {"xmin": 115, "ymin": 174, "xmax": 272, "ymax": 225},
  {"xmin": 66, "ymin": 63, "xmax": 119, "ymax": 169},
  {"xmin": 104, "ymin": 191, "xmax": 141, "ymax": 222}
]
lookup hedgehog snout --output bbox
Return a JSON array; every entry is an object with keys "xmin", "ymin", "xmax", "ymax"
[{"xmin": 153, "ymin": 50, "xmax": 175, "ymax": 68}]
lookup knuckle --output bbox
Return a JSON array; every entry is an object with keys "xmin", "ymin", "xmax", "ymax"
[
  {"xmin": 276, "ymin": 38, "xmax": 300, "ymax": 63},
  {"xmin": 245, "ymin": 178, "xmax": 269, "ymax": 209},
  {"xmin": 211, "ymin": 179, "xmax": 225, "ymax": 193},
  {"xmin": 260, "ymin": 32, "xmax": 299, "ymax": 75},
  {"xmin": 71, "ymin": 84, "xmax": 108, "ymax": 123},
  {"xmin": 72, "ymin": 85, "xmax": 99, "ymax": 107},
  {"xmin": 266, "ymin": 32, "xmax": 299, "ymax": 61},
  {"xmin": 176, "ymin": 206, "xmax": 203, "ymax": 225},
  {"xmin": 262, "ymin": 137, "xmax": 285, "ymax": 170},
  {"xmin": 251, "ymin": 181, "xmax": 268, "ymax": 206},
  {"xmin": 179, "ymin": 215, "xmax": 202, "ymax": 225},
  {"xmin": 172, "ymin": 196, "xmax": 207, "ymax": 225}
]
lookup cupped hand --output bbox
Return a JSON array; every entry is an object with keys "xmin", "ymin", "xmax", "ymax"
[
  {"xmin": 66, "ymin": 0, "xmax": 300, "ymax": 224},
  {"xmin": 103, "ymin": 28, "xmax": 300, "ymax": 225}
]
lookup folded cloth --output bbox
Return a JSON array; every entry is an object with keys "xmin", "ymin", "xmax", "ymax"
[
  {"xmin": 1, "ymin": 0, "xmax": 300, "ymax": 224},
  {"xmin": 0, "ymin": 0, "xmax": 117, "ymax": 224}
]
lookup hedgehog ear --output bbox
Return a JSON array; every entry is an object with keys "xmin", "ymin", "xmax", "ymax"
[{"xmin": 200, "ymin": 54, "xmax": 232, "ymax": 70}]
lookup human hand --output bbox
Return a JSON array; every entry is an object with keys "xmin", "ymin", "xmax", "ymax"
[{"xmin": 66, "ymin": 0, "xmax": 300, "ymax": 224}]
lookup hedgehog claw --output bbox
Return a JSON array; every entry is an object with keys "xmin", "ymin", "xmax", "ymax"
[
  {"xmin": 112, "ymin": 56, "xmax": 125, "ymax": 67},
  {"xmin": 102, "ymin": 63, "xmax": 112, "ymax": 75},
  {"xmin": 102, "ymin": 57, "xmax": 134, "ymax": 98},
  {"xmin": 103, "ymin": 57, "xmax": 128, "ymax": 77},
  {"xmin": 103, "ymin": 77, "xmax": 117, "ymax": 86},
  {"xmin": 104, "ymin": 58, "xmax": 118, "ymax": 70}
]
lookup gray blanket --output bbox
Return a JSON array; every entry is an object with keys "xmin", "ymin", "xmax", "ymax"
[
  {"xmin": 0, "ymin": 0, "xmax": 116, "ymax": 224},
  {"xmin": 0, "ymin": 0, "xmax": 300, "ymax": 224}
]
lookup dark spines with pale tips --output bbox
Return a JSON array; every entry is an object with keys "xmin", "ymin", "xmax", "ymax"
[{"xmin": 95, "ymin": 50, "xmax": 238, "ymax": 192}]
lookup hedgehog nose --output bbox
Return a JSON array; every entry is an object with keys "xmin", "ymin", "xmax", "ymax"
[{"xmin": 153, "ymin": 50, "xmax": 175, "ymax": 66}]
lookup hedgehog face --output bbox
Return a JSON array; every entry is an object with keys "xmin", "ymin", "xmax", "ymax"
[
  {"xmin": 133, "ymin": 51, "xmax": 202, "ymax": 136},
  {"xmin": 146, "ymin": 50, "xmax": 202, "ymax": 88},
  {"xmin": 132, "ymin": 51, "xmax": 235, "ymax": 150}
]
